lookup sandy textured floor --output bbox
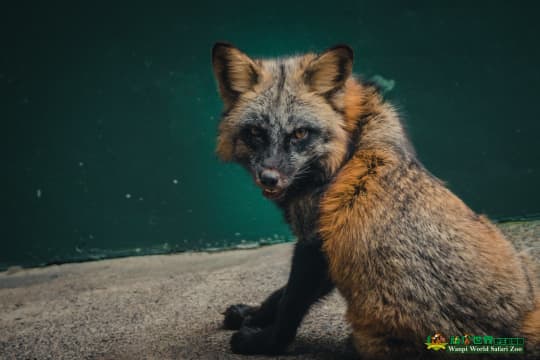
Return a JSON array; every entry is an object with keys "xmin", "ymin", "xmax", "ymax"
[{"xmin": 0, "ymin": 221, "xmax": 538, "ymax": 360}]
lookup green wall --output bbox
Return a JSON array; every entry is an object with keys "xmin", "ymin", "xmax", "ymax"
[{"xmin": 2, "ymin": 1, "xmax": 540, "ymax": 269}]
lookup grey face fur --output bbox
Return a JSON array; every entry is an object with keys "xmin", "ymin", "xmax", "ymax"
[
  {"xmin": 237, "ymin": 77, "xmax": 334, "ymax": 198},
  {"xmin": 212, "ymin": 44, "xmax": 353, "ymax": 200}
]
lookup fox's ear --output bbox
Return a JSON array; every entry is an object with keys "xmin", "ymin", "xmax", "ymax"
[
  {"xmin": 304, "ymin": 45, "xmax": 353, "ymax": 94},
  {"xmin": 212, "ymin": 42, "xmax": 261, "ymax": 107}
]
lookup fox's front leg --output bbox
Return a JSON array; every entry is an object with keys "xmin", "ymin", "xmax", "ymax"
[
  {"xmin": 228, "ymin": 239, "xmax": 333, "ymax": 355},
  {"xmin": 223, "ymin": 287, "xmax": 285, "ymax": 330}
]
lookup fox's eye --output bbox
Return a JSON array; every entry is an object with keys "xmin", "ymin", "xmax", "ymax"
[
  {"xmin": 293, "ymin": 128, "xmax": 308, "ymax": 140},
  {"xmin": 250, "ymin": 127, "xmax": 261, "ymax": 137}
]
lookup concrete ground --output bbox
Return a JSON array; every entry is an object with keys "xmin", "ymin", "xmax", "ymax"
[{"xmin": 0, "ymin": 221, "xmax": 538, "ymax": 360}]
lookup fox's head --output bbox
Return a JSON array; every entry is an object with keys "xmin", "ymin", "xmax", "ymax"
[{"xmin": 212, "ymin": 43, "xmax": 363, "ymax": 201}]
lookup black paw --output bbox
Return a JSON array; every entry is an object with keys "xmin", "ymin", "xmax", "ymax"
[
  {"xmin": 222, "ymin": 304, "xmax": 257, "ymax": 330},
  {"xmin": 230, "ymin": 326, "xmax": 278, "ymax": 355}
]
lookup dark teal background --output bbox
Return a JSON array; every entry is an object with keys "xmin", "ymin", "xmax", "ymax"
[{"xmin": 2, "ymin": 1, "xmax": 540, "ymax": 269}]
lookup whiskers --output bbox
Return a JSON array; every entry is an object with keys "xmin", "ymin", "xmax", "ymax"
[{"xmin": 291, "ymin": 157, "xmax": 321, "ymax": 184}]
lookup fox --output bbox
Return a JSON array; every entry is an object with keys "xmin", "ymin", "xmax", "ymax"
[{"xmin": 211, "ymin": 42, "xmax": 540, "ymax": 359}]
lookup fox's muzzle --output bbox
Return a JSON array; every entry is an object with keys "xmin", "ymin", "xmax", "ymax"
[
  {"xmin": 256, "ymin": 169, "xmax": 287, "ymax": 199},
  {"xmin": 259, "ymin": 169, "xmax": 280, "ymax": 187}
]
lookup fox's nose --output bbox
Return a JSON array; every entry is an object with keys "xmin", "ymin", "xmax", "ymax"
[{"xmin": 259, "ymin": 169, "xmax": 280, "ymax": 187}]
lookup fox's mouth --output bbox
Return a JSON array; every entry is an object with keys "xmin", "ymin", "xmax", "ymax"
[{"xmin": 262, "ymin": 187, "xmax": 285, "ymax": 200}]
